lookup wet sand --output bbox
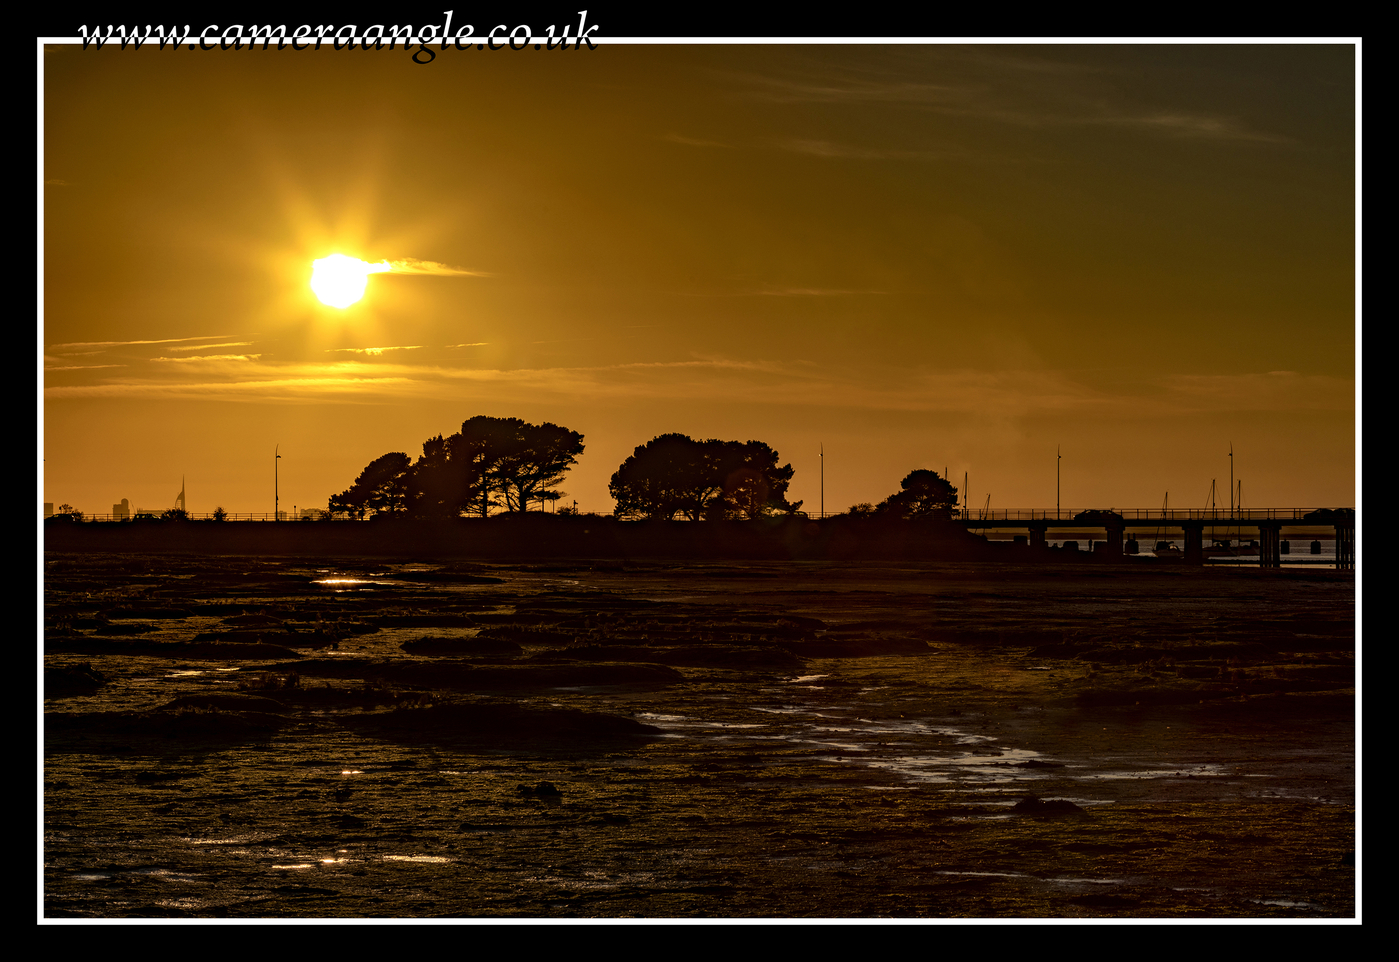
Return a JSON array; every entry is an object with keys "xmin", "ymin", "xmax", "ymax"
[{"xmin": 43, "ymin": 554, "xmax": 1355, "ymax": 919}]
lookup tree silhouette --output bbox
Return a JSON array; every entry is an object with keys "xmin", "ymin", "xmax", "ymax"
[
  {"xmin": 457, "ymin": 416, "xmax": 584, "ymax": 514},
  {"xmin": 329, "ymin": 451, "xmax": 412, "ymax": 519},
  {"xmin": 405, "ymin": 437, "xmax": 480, "ymax": 519},
  {"xmin": 609, "ymin": 433, "xmax": 714, "ymax": 520},
  {"xmin": 610, "ymin": 435, "xmax": 801, "ymax": 520},
  {"xmin": 704, "ymin": 440, "xmax": 801, "ymax": 520},
  {"xmin": 873, "ymin": 469, "xmax": 959, "ymax": 520},
  {"xmin": 330, "ymin": 419, "xmax": 584, "ymax": 520}
]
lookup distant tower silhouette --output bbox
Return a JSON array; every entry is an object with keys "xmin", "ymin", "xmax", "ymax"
[{"xmin": 175, "ymin": 476, "xmax": 186, "ymax": 513}]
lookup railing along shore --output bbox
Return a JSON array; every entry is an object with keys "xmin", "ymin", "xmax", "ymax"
[
  {"xmin": 47, "ymin": 507, "xmax": 1351, "ymax": 524},
  {"xmin": 947, "ymin": 508, "xmax": 1350, "ymax": 523}
]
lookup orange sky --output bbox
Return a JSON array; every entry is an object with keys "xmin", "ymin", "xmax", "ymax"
[{"xmin": 42, "ymin": 41, "xmax": 1356, "ymax": 517}]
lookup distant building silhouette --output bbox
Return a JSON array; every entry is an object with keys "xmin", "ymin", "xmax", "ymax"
[{"xmin": 112, "ymin": 498, "xmax": 131, "ymax": 520}]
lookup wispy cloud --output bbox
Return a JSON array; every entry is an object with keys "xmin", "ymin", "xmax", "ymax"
[
  {"xmin": 150, "ymin": 354, "xmax": 263, "ymax": 363},
  {"xmin": 771, "ymin": 138, "xmax": 952, "ymax": 161},
  {"xmin": 168, "ymin": 341, "xmax": 254, "ymax": 352},
  {"xmin": 1153, "ymin": 371, "xmax": 1354, "ymax": 412},
  {"xmin": 45, "ymin": 375, "xmax": 416, "ymax": 403},
  {"xmin": 679, "ymin": 286, "xmax": 887, "ymax": 298},
  {"xmin": 725, "ymin": 51, "xmax": 1293, "ymax": 147},
  {"xmin": 660, "ymin": 133, "xmax": 735, "ymax": 149},
  {"xmin": 47, "ymin": 335, "xmax": 237, "ymax": 352},
  {"xmin": 327, "ymin": 346, "xmax": 424, "ymax": 356},
  {"xmin": 384, "ymin": 258, "xmax": 490, "ymax": 277},
  {"xmin": 1100, "ymin": 111, "xmax": 1290, "ymax": 143},
  {"xmin": 735, "ymin": 70, "xmax": 968, "ymax": 108},
  {"xmin": 45, "ymin": 363, "xmax": 126, "ymax": 371},
  {"xmin": 43, "ymin": 347, "xmax": 1351, "ymax": 421}
]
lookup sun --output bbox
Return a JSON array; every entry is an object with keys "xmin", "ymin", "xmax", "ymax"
[{"xmin": 310, "ymin": 254, "xmax": 390, "ymax": 308}]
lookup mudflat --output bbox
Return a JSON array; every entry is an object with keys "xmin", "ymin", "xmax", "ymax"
[{"xmin": 42, "ymin": 553, "xmax": 1356, "ymax": 919}]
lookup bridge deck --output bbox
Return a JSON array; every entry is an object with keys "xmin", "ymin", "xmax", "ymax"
[{"xmin": 948, "ymin": 509, "xmax": 1354, "ymax": 569}]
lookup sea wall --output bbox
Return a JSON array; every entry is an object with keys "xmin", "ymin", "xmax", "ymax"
[{"xmin": 42, "ymin": 515, "xmax": 1004, "ymax": 562}]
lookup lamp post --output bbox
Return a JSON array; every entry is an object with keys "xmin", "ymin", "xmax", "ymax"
[
  {"xmin": 275, "ymin": 445, "xmax": 281, "ymax": 522},
  {"xmin": 819, "ymin": 442, "xmax": 824, "ymax": 518},
  {"xmin": 1228, "ymin": 442, "xmax": 1234, "ymax": 516},
  {"xmin": 1057, "ymin": 445, "xmax": 1061, "ymax": 520}
]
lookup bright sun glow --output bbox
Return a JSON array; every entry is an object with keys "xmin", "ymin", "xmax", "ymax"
[{"xmin": 310, "ymin": 254, "xmax": 391, "ymax": 308}]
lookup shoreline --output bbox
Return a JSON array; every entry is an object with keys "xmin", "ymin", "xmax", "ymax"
[{"xmin": 42, "ymin": 515, "xmax": 1354, "ymax": 567}]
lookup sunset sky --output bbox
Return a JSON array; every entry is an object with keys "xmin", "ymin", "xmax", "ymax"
[{"xmin": 41, "ymin": 40, "xmax": 1356, "ymax": 518}]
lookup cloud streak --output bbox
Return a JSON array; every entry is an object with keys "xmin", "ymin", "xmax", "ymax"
[
  {"xmin": 168, "ymin": 341, "xmax": 254, "ymax": 352},
  {"xmin": 150, "ymin": 354, "xmax": 263, "ymax": 363},
  {"xmin": 1153, "ymin": 371, "xmax": 1354, "ymax": 412},
  {"xmin": 384, "ymin": 258, "xmax": 490, "ymax": 277},
  {"xmin": 43, "ymin": 352, "xmax": 1353, "ymax": 419},
  {"xmin": 47, "ymin": 335, "xmax": 237, "ymax": 353},
  {"xmin": 327, "ymin": 346, "xmax": 424, "ymax": 356},
  {"xmin": 771, "ymin": 138, "xmax": 956, "ymax": 161},
  {"xmin": 45, "ymin": 375, "xmax": 415, "ymax": 403},
  {"xmin": 725, "ymin": 50, "xmax": 1294, "ymax": 147},
  {"xmin": 45, "ymin": 363, "xmax": 126, "ymax": 372},
  {"xmin": 679, "ymin": 286, "xmax": 887, "ymax": 298}
]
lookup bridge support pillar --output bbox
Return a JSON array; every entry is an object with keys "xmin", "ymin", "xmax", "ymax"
[
  {"xmin": 1027, "ymin": 523, "xmax": 1048, "ymax": 549},
  {"xmin": 1258, "ymin": 521, "xmax": 1282, "ymax": 568},
  {"xmin": 1335, "ymin": 522, "xmax": 1354, "ymax": 569},
  {"xmin": 1104, "ymin": 524, "xmax": 1124, "ymax": 561},
  {"xmin": 1182, "ymin": 522, "xmax": 1205, "ymax": 565}
]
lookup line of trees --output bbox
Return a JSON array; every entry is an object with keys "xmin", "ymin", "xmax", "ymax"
[{"xmin": 329, "ymin": 417, "xmax": 955, "ymax": 522}]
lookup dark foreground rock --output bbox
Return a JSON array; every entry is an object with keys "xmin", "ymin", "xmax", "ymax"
[
  {"xmin": 1013, "ymin": 796, "xmax": 1087, "ymax": 816},
  {"xmin": 44, "ymin": 663, "xmax": 107, "ymax": 698},
  {"xmin": 46, "ymin": 707, "xmax": 288, "ymax": 749},
  {"xmin": 353, "ymin": 702, "xmax": 664, "ymax": 748},
  {"xmin": 374, "ymin": 661, "xmax": 686, "ymax": 691}
]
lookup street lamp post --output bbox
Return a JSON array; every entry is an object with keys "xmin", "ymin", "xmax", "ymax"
[
  {"xmin": 275, "ymin": 445, "xmax": 282, "ymax": 522},
  {"xmin": 1229, "ymin": 442, "xmax": 1234, "ymax": 516}
]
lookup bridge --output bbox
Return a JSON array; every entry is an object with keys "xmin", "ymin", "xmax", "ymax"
[{"xmin": 953, "ymin": 507, "xmax": 1355, "ymax": 568}]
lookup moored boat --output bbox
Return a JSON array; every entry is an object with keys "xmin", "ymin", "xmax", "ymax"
[
  {"xmin": 1153, "ymin": 541, "xmax": 1183, "ymax": 558},
  {"xmin": 1203, "ymin": 539, "xmax": 1242, "ymax": 558}
]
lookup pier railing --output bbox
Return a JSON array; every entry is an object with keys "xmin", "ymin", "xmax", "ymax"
[
  {"xmin": 950, "ymin": 508, "xmax": 1347, "ymax": 523},
  {"xmin": 792, "ymin": 508, "xmax": 1348, "ymax": 522},
  {"xmin": 47, "ymin": 512, "xmax": 304, "ymax": 523}
]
